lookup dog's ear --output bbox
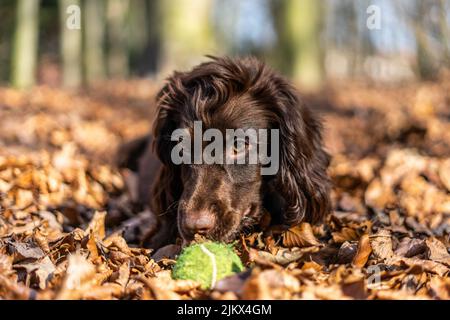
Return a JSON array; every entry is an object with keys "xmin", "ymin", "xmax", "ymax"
[
  {"xmin": 272, "ymin": 82, "xmax": 331, "ymax": 225},
  {"xmin": 150, "ymin": 75, "xmax": 184, "ymax": 215},
  {"xmin": 152, "ymin": 76, "xmax": 180, "ymax": 165}
]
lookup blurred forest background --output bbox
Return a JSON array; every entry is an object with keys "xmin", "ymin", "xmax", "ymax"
[{"xmin": 1, "ymin": 0, "xmax": 450, "ymax": 91}]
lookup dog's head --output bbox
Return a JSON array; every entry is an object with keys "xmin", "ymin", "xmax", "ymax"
[{"xmin": 151, "ymin": 56, "xmax": 330, "ymax": 242}]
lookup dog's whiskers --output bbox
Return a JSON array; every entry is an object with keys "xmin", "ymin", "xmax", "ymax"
[{"xmin": 159, "ymin": 200, "xmax": 179, "ymax": 216}]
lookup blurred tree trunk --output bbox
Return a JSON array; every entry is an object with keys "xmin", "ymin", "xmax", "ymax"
[
  {"xmin": 272, "ymin": 0, "xmax": 324, "ymax": 90},
  {"xmin": 84, "ymin": 0, "xmax": 106, "ymax": 84},
  {"xmin": 127, "ymin": 0, "xmax": 161, "ymax": 76},
  {"xmin": 128, "ymin": 0, "xmax": 148, "ymax": 69},
  {"xmin": 439, "ymin": 0, "xmax": 450, "ymax": 65},
  {"xmin": 11, "ymin": 0, "xmax": 40, "ymax": 89},
  {"xmin": 0, "ymin": 4, "xmax": 16, "ymax": 82},
  {"xmin": 347, "ymin": 1, "xmax": 359, "ymax": 77},
  {"xmin": 143, "ymin": 0, "xmax": 161, "ymax": 75},
  {"xmin": 59, "ymin": 0, "xmax": 82, "ymax": 87},
  {"xmin": 106, "ymin": 0, "xmax": 130, "ymax": 78},
  {"xmin": 414, "ymin": 5, "xmax": 435, "ymax": 79},
  {"xmin": 160, "ymin": 0, "xmax": 216, "ymax": 73}
]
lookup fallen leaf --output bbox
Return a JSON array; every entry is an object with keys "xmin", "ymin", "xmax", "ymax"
[
  {"xmin": 282, "ymin": 223, "xmax": 321, "ymax": 248},
  {"xmin": 352, "ymin": 234, "xmax": 372, "ymax": 268},
  {"xmin": 84, "ymin": 211, "xmax": 106, "ymax": 240},
  {"xmin": 250, "ymin": 247, "xmax": 314, "ymax": 267},
  {"xmin": 369, "ymin": 229, "xmax": 394, "ymax": 260},
  {"xmin": 336, "ymin": 241, "xmax": 358, "ymax": 264},
  {"xmin": 438, "ymin": 159, "xmax": 450, "ymax": 192},
  {"xmin": 151, "ymin": 244, "xmax": 181, "ymax": 261},
  {"xmin": 242, "ymin": 269, "xmax": 300, "ymax": 299},
  {"xmin": 56, "ymin": 253, "xmax": 97, "ymax": 300},
  {"xmin": 388, "ymin": 256, "xmax": 449, "ymax": 277},
  {"xmin": 395, "ymin": 238, "xmax": 427, "ymax": 258},
  {"xmin": 8, "ymin": 240, "xmax": 45, "ymax": 262},
  {"xmin": 425, "ymin": 238, "xmax": 450, "ymax": 265},
  {"xmin": 14, "ymin": 256, "xmax": 56, "ymax": 289}
]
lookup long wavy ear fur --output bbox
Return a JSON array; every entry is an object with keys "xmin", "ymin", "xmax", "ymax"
[
  {"xmin": 149, "ymin": 74, "xmax": 184, "ymax": 216},
  {"xmin": 276, "ymin": 84, "xmax": 331, "ymax": 224}
]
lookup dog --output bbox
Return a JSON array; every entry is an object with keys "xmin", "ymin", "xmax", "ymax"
[{"xmin": 118, "ymin": 56, "xmax": 331, "ymax": 249}]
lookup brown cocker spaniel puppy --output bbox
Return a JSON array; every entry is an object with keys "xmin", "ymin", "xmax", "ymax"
[{"xmin": 118, "ymin": 56, "xmax": 331, "ymax": 249}]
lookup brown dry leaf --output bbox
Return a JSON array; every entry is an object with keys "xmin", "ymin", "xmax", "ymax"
[
  {"xmin": 84, "ymin": 211, "xmax": 106, "ymax": 240},
  {"xmin": 242, "ymin": 269, "xmax": 300, "ymax": 299},
  {"xmin": 395, "ymin": 238, "xmax": 427, "ymax": 258},
  {"xmin": 388, "ymin": 256, "xmax": 449, "ymax": 277},
  {"xmin": 33, "ymin": 229, "xmax": 50, "ymax": 253},
  {"xmin": 369, "ymin": 229, "xmax": 394, "ymax": 260},
  {"xmin": 341, "ymin": 275, "xmax": 368, "ymax": 300},
  {"xmin": 137, "ymin": 276, "xmax": 182, "ymax": 300},
  {"xmin": 14, "ymin": 256, "xmax": 56, "ymax": 290},
  {"xmin": 86, "ymin": 231, "xmax": 100, "ymax": 261},
  {"xmin": 103, "ymin": 232, "xmax": 132, "ymax": 256},
  {"xmin": 151, "ymin": 244, "xmax": 181, "ymax": 261},
  {"xmin": 56, "ymin": 253, "xmax": 97, "ymax": 300},
  {"xmin": 374, "ymin": 289, "xmax": 431, "ymax": 300},
  {"xmin": 80, "ymin": 283, "xmax": 123, "ymax": 300},
  {"xmin": 425, "ymin": 238, "xmax": 450, "ymax": 265},
  {"xmin": 112, "ymin": 262, "xmax": 130, "ymax": 289},
  {"xmin": 39, "ymin": 211, "xmax": 63, "ymax": 233},
  {"xmin": 109, "ymin": 250, "xmax": 130, "ymax": 265},
  {"xmin": 264, "ymin": 236, "xmax": 278, "ymax": 255},
  {"xmin": 336, "ymin": 241, "xmax": 358, "ymax": 264},
  {"xmin": 364, "ymin": 179, "xmax": 396, "ymax": 210},
  {"xmin": 139, "ymin": 270, "xmax": 198, "ymax": 294},
  {"xmin": 13, "ymin": 189, "xmax": 35, "ymax": 208},
  {"xmin": 301, "ymin": 261, "xmax": 323, "ymax": 272},
  {"xmin": 300, "ymin": 284, "xmax": 352, "ymax": 300},
  {"xmin": 282, "ymin": 223, "xmax": 321, "ymax": 248},
  {"xmin": 214, "ymin": 270, "xmax": 252, "ymax": 296},
  {"xmin": 137, "ymin": 271, "xmax": 200, "ymax": 299},
  {"xmin": 332, "ymin": 227, "xmax": 359, "ymax": 244},
  {"xmin": 352, "ymin": 234, "xmax": 372, "ymax": 268},
  {"xmin": 429, "ymin": 276, "xmax": 450, "ymax": 299},
  {"xmin": 439, "ymin": 159, "xmax": 450, "ymax": 192},
  {"xmin": 0, "ymin": 254, "xmax": 13, "ymax": 274},
  {"xmin": 249, "ymin": 247, "xmax": 314, "ymax": 267},
  {"xmin": 0, "ymin": 274, "xmax": 36, "ymax": 300},
  {"xmin": 7, "ymin": 240, "xmax": 45, "ymax": 262},
  {"xmin": 11, "ymin": 220, "xmax": 41, "ymax": 236}
]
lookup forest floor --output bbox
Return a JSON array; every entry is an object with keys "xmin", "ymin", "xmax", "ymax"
[{"xmin": 0, "ymin": 78, "xmax": 449, "ymax": 300}]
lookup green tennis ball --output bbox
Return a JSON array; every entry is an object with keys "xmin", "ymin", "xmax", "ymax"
[{"xmin": 172, "ymin": 242, "xmax": 244, "ymax": 289}]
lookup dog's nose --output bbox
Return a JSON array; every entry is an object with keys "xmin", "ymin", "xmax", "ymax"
[{"xmin": 184, "ymin": 211, "xmax": 215, "ymax": 236}]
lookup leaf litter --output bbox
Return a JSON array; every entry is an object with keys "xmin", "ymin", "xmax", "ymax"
[{"xmin": 0, "ymin": 79, "xmax": 449, "ymax": 300}]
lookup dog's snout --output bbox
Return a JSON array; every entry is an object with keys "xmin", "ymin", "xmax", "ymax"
[{"xmin": 183, "ymin": 210, "xmax": 216, "ymax": 236}]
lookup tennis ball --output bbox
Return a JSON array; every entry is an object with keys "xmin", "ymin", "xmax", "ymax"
[{"xmin": 172, "ymin": 242, "xmax": 244, "ymax": 289}]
